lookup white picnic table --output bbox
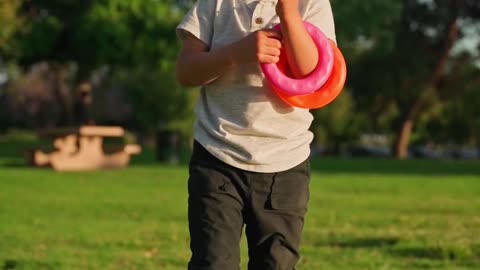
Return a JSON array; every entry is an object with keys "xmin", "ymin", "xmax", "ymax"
[{"xmin": 29, "ymin": 126, "xmax": 141, "ymax": 171}]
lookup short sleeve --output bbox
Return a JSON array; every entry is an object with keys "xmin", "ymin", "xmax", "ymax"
[
  {"xmin": 176, "ymin": 0, "xmax": 216, "ymax": 46},
  {"xmin": 304, "ymin": 0, "xmax": 337, "ymax": 44}
]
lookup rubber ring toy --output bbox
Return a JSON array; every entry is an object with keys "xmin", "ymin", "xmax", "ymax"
[
  {"xmin": 260, "ymin": 22, "xmax": 334, "ymax": 96},
  {"xmin": 271, "ymin": 40, "xmax": 347, "ymax": 109}
]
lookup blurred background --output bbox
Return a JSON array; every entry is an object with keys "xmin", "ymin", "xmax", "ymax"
[
  {"xmin": 0, "ymin": 0, "xmax": 478, "ymax": 159},
  {"xmin": 0, "ymin": 1, "xmax": 479, "ymax": 270}
]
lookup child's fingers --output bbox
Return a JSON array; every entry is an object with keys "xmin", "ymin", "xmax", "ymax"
[
  {"xmin": 262, "ymin": 29, "xmax": 283, "ymax": 40},
  {"xmin": 257, "ymin": 45, "xmax": 281, "ymax": 63},
  {"xmin": 265, "ymin": 38, "xmax": 282, "ymax": 49},
  {"xmin": 259, "ymin": 46, "xmax": 281, "ymax": 57},
  {"xmin": 259, "ymin": 54, "xmax": 280, "ymax": 64}
]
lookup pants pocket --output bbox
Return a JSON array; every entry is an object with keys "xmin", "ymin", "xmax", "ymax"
[{"xmin": 268, "ymin": 160, "xmax": 310, "ymax": 214}]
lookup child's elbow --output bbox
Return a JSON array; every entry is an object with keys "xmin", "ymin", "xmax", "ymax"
[
  {"xmin": 175, "ymin": 72, "xmax": 188, "ymax": 87},
  {"xmin": 176, "ymin": 67, "xmax": 195, "ymax": 87}
]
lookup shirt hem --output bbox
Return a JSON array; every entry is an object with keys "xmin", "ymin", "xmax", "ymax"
[{"xmin": 194, "ymin": 138, "xmax": 311, "ymax": 173}]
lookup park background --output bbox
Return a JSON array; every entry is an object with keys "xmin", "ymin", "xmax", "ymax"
[{"xmin": 0, "ymin": 0, "xmax": 479, "ymax": 269}]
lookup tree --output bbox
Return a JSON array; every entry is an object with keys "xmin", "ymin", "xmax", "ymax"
[
  {"xmin": 311, "ymin": 90, "xmax": 366, "ymax": 154},
  {"xmin": 343, "ymin": 0, "xmax": 480, "ymax": 159},
  {"xmin": 0, "ymin": 0, "xmax": 23, "ymax": 55},
  {"xmin": 4, "ymin": 0, "xmax": 189, "ymax": 130}
]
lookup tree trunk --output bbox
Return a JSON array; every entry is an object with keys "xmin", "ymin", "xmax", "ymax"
[
  {"xmin": 50, "ymin": 63, "xmax": 72, "ymax": 126},
  {"xmin": 393, "ymin": 97, "xmax": 423, "ymax": 159},
  {"xmin": 73, "ymin": 80, "xmax": 95, "ymax": 125},
  {"xmin": 393, "ymin": 9, "xmax": 461, "ymax": 159},
  {"xmin": 394, "ymin": 120, "xmax": 413, "ymax": 159}
]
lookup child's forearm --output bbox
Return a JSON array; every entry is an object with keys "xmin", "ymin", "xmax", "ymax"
[
  {"xmin": 279, "ymin": 12, "xmax": 319, "ymax": 78},
  {"xmin": 177, "ymin": 29, "xmax": 282, "ymax": 87},
  {"xmin": 176, "ymin": 45, "xmax": 238, "ymax": 87}
]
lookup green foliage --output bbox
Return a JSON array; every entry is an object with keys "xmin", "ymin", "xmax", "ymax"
[
  {"xmin": 416, "ymin": 59, "xmax": 480, "ymax": 145},
  {"xmin": 114, "ymin": 67, "xmax": 197, "ymax": 137},
  {"xmin": 337, "ymin": 0, "xmax": 480, "ymax": 153},
  {"xmin": 10, "ymin": 0, "xmax": 182, "ymax": 70},
  {"xmin": 74, "ymin": 0, "xmax": 188, "ymax": 132},
  {"xmin": 16, "ymin": 16, "xmax": 63, "ymax": 62},
  {"xmin": 0, "ymin": 0, "xmax": 23, "ymax": 55},
  {"xmin": 70, "ymin": 0, "xmax": 181, "ymax": 70},
  {"xmin": 311, "ymin": 90, "xmax": 366, "ymax": 150},
  {"xmin": 3, "ymin": 0, "xmax": 189, "ymax": 132},
  {"xmin": 332, "ymin": 0, "xmax": 403, "ymax": 48}
]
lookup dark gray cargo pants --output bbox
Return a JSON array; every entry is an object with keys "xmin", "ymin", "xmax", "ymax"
[{"xmin": 187, "ymin": 141, "xmax": 310, "ymax": 270}]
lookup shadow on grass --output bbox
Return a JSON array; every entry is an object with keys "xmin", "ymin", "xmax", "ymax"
[
  {"xmin": 316, "ymin": 236, "xmax": 400, "ymax": 249},
  {"xmin": 122, "ymin": 151, "xmax": 480, "ymax": 177},
  {"xmin": 0, "ymin": 141, "xmax": 50, "ymax": 168},
  {"xmin": 2, "ymin": 259, "xmax": 61, "ymax": 270},
  {"xmin": 316, "ymin": 236, "xmax": 480, "ymax": 267},
  {"xmin": 388, "ymin": 244, "xmax": 480, "ymax": 264},
  {"xmin": 310, "ymin": 157, "xmax": 480, "ymax": 176},
  {"xmin": 0, "ymin": 160, "xmax": 28, "ymax": 168},
  {"xmin": 129, "ymin": 147, "xmax": 191, "ymax": 167},
  {"xmin": 389, "ymin": 246, "xmax": 457, "ymax": 260}
]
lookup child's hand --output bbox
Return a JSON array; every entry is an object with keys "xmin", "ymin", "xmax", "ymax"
[
  {"xmin": 276, "ymin": 0, "xmax": 300, "ymax": 20},
  {"xmin": 234, "ymin": 30, "xmax": 282, "ymax": 64}
]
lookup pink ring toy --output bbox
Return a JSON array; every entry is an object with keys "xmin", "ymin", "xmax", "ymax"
[
  {"xmin": 272, "ymin": 41, "xmax": 347, "ymax": 109},
  {"xmin": 260, "ymin": 22, "xmax": 334, "ymax": 96}
]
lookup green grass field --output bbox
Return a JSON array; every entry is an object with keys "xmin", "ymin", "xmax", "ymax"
[{"xmin": 1, "ymin": 141, "xmax": 480, "ymax": 270}]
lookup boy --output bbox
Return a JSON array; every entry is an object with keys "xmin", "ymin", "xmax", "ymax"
[{"xmin": 176, "ymin": 0, "xmax": 336, "ymax": 269}]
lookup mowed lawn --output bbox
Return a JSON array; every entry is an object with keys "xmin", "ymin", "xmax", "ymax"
[{"xmin": 1, "ymin": 143, "xmax": 480, "ymax": 269}]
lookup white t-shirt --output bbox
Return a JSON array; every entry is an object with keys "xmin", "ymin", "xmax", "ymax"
[{"xmin": 177, "ymin": 0, "xmax": 336, "ymax": 173}]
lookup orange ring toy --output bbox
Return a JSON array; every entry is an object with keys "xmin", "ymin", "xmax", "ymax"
[{"xmin": 270, "ymin": 41, "xmax": 347, "ymax": 109}]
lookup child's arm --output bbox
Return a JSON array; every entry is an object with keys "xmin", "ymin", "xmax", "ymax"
[
  {"xmin": 276, "ymin": 0, "xmax": 319, "ymax": 79},
  {"xmin": 176, "ymin": 30, "xmax": 282, "ymax": 87}
]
